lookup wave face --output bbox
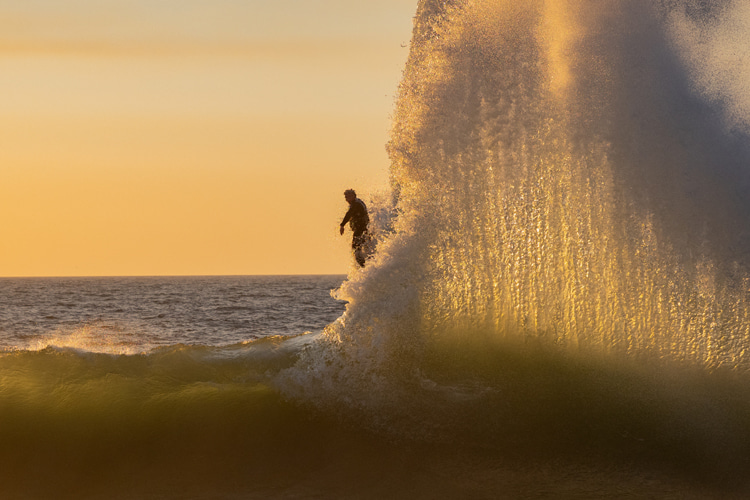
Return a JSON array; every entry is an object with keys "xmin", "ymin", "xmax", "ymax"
[{"xmin": 0, "ymin": 338, "xmax": 352, "ymax": 499}]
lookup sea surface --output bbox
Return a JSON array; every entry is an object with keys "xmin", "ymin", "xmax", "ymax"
[
  {"xmin": 0, "ymin": 275, "xmax": 347, "ymax": 353},
  {"xmin": 1, "ymin": 275, "xmax": 748, "ymax": 499}
]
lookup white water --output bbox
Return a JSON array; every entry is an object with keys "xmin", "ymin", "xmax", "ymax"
[{"xmin": 287, "ymin": 0, "xmax": 750, "ymax": 411}]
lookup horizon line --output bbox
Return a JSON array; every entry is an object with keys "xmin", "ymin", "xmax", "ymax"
[{"xmin": 0, "ymin": 273, "xmax": 348, "ymax": 279}]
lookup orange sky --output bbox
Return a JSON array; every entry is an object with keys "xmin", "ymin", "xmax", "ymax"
[{"xmin": 0, "ymin": 0, "xmax": 416, "ymax": 276}]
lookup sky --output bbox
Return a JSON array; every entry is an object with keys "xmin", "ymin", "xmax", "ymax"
[{"xmin": 0, "ymin": 0, "xmax": 417, "ymax": 277}]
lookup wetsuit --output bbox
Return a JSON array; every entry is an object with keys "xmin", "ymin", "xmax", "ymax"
[{"xmin": 341, "ymin": 198, "xmax": 370, "ymax": 266}]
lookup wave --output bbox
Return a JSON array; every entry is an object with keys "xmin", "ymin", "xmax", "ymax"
[
  {"xmin": 0, "ymin": 337, "xmax": 309, "ymax": 498},
  {"xmin": 2, "ymin": 334, "xmax": 750, "ymax": 498},
  {"xmin": 286, "ymin": 0, "xmax": 750, "ymax": 397},
  {"xmin": 281, "ymin": 0, "xmax": 750, "ymax": 494}
]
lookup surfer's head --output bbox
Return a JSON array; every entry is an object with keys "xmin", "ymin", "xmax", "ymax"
[{"xmin": 344, "ymin": 189, "xmax": 356, "ymax": 204}]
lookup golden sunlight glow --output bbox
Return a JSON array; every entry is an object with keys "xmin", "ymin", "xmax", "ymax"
[
  {"xmin": 541, "ymin": 0, "xmax": 579, "ymax": 96},
  {"xmin": 0, "ymin": 0, "xmax": 416, "ymax": 276}
]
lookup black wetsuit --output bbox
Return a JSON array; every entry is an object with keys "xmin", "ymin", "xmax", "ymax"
[{"xmin": 341, "ymin": 198, "xmax": 370, "ymax": 266}]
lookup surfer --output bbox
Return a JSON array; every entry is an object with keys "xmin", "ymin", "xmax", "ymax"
[{"xmin": 339, "ymin": 189, "xmax": 370, "ymax": 267}]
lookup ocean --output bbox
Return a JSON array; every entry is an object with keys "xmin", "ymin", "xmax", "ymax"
[
  {"xmin": 1, "ymin": 276, "xmax": 747, "ymax": 499},
  {"xmin": 6, "ymin": 0, "xmax": 750, "ymax": 498},
  {"xmin": 0, "ymin": 275, "xmax": 347, "ymax": 353}
]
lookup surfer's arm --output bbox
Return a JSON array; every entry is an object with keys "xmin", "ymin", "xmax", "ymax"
[{"xmin": 340, "ymin": 208, "xmax": 354, "ymax": 234}]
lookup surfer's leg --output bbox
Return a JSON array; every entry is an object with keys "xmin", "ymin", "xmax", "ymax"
[
  {"xmin": 352, "ymin": 234, "xmax": 366, "ymax": 267},
  {"xmin": 354, "ymin": 248, "xmax": 366, "ymax": 267}
]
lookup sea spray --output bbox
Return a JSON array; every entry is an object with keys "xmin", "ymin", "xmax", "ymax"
[{"xmin": 277, "ymin": 6, "xmax": 750, "ymax": 480}]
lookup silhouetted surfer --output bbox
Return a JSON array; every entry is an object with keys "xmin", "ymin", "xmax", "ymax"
[{"xmin": 339, "ymin": 189, "xmax": 370, "ymax": 267}]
